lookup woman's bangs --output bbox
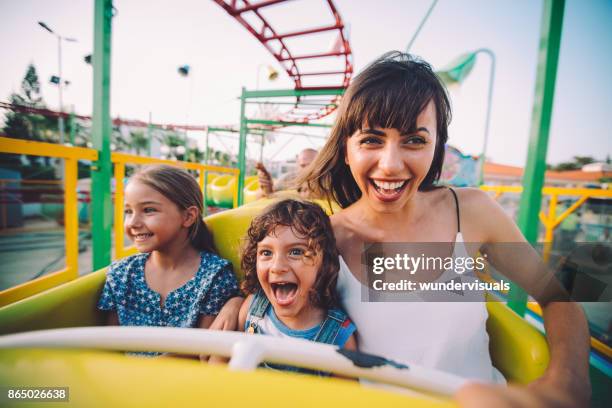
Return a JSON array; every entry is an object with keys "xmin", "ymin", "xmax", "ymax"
[{"xmin": 349, "ymin": 79, "xmax": 432, "ymax": 135}]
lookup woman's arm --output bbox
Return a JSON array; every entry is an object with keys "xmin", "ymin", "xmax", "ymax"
[
  {"xmin": 238, "ymin": 294, "xmax": 254, "ymax": 332},
  {"xmin": 460, "ymin": 189, "xmax": 591, "ymax": 406},
  {"xmin": 208, "ymin": 296, "xmax": 243, "ymax": 331}
]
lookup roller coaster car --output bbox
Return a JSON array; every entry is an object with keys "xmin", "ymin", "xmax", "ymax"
[{"xmin": 0, "ymin": 199, "xmax": 550, "ymax": 407}]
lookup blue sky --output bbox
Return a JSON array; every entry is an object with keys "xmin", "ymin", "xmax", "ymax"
[{"xmin": 1, "ymin": 0, "xmax": 610, "ymax": 166}]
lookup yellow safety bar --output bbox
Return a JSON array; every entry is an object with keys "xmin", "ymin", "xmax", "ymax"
[
  {"xmin": 0, "ymin": 137, "xmax": 97, "ymax": 306},
  {"xmin": 481, "ymin": 185, "xmax": 612, "ymax": 260},
  {"xmin": 110, "ymin": 153, "xmax": 239, "ymax": 260}
]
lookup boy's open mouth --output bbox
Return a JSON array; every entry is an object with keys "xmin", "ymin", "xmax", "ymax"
[
  {"xmin": 270, "ymin": 282, "xmax": 298, "ymax": 306},
  {"xmin": 370, "ymin": 179, "xmax": 410, "ymax": 201}
]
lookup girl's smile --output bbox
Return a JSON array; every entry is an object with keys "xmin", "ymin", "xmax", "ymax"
[{"xmin": 256, "ymin": 226, "xmax": 323, "ymax": 329}]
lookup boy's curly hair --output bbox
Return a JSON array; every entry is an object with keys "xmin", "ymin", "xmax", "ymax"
[{"xmin": 241, "ymin": 199, "xmax": 340, "ymax": 310}]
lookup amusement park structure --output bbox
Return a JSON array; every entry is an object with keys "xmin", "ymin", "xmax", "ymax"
[{"xmin": 0, "ymin": 1, "xmax": 610, "ymax": 405}]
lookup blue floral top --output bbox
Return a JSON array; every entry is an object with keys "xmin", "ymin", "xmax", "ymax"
[{"xmin": 98, "ymin": 251, "xmax": 239, "ymax": 355}]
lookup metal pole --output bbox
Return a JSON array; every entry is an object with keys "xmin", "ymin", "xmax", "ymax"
[
  {"xmin": 147, "ymin": 112, "xmax": 152, "ymax": 157},
  {"xmin": 509, "ymin": 0, "xmax": 565, "ymax": 315},
  {"xmin": 259, "ymin": 132, "xmax": 265, "ymax": 162},
  {"xmin": 237, "ymin": 87, "xmax": 247, "ymax": 206},
  {"xmin": 204, "ymin": 127, "xmax": 210, "ymax": 164},
  {"xmin": 475, "ymin": 48, "xmax": 495, "ymax": 185},
  {"xmin": 57, "ymin": 36, "xmax": 65, "ymax": 145},
  {"xmin": 69, "ymin": 106, "xmax": 76, "ymax": 145},
  {"xmin": 406, "ymin": 0, "xmax": 439, "ymax": 52},
  {"xmin": 91, "ymin": 0, "xmax": 113, "ymax": 270}
]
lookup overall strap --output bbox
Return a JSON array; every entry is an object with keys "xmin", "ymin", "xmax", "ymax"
[
  {"xmin": 246, "ymin": 290, "xmax": 270, "ymax": 333},
  {"xmin": 448, "ymin": 187, "xmax": 461, "ymax": 233},
  {"xmin": 313, "ymin": 308, "xmax": 347, "ymax": 345}
]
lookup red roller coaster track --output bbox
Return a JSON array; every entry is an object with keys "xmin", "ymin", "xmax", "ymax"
[{"xmin": 212, "ymin": 0, "xmax": 353, "ymax": 122}]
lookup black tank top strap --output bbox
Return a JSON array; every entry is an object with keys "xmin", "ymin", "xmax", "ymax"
[{"xmin": 448, "ymin": 187, "xmax": 461, "ymax": 233}]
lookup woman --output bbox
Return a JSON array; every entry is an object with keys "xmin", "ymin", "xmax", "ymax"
[{"xmin": 297, "ymin": 51, "xmax": 590, "ymax": 406}]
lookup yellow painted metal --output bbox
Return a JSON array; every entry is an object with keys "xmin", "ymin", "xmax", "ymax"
[
  {"xmin": 0, "ymin": 136, "xmax": 97, "ymax": 160},
  {"xmin": 0, "ymin": 138, "xmax": 92, "ymax": 306},
  {"xmin": 552, "ymin": 195, "xmax": 589, "ymax": 228},
  {"xmin": 0, "ymin": 268, "xmax": 73, "ymax": 307},
  {"xmin": 482, "ymin": 185, "xmax": 611, "ymax": 250},
  {"xmin": 481, "ymin": 185, "xmax": 612, "ymax": 198},
  {"xmin": 64, "ymin": 158, "xmax": 79, "ymax": 277},
  {"xmin": 0, "ymin": 349, "xmax": 453, "ymax": 408},
  {"xmin": 526, "ymin": 302, "xmax": 612, "ymax": 359},
  {"xmin": 0, "ymin": 138, "xmax": 238, "ymax": 305},
  {"xmin": 114, "ymin": 162, "xmax": 126, "ymax": 259},
  {"xmin": 109, "ymin": 153, "xmax": 239, "ymax": 262},
  {"xmin": 111, "ymin": 152, "xmax": 238, "ymax": 175},
  {"xmin": 486, "ymin": 300, "xmax": 550, "ymax": 384},
  {"xmin": 542, "ymin": 194, "xmax": 558, "ymax": 261}
]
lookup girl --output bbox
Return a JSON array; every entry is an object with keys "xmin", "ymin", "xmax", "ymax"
[
  {"xmin": 98, "ymin": 165, "xmax": 240, "ymax": 356},
  {"xmin": 238, "ymin": 199, "xmax": 357, "ymax": 375},
  {"xmin": 297, "ymin": 51, "xmax": 590, "ymax": 405}
]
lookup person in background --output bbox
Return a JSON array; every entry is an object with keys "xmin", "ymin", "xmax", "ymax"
[{"xmin": 256, "ymin": 148, "xmax": 318, "ymax": 198}]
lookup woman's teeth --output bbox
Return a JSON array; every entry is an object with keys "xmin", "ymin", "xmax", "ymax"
[{"xmin": 371, "ymin": 179, "xmax": 408, "ymax": 192}]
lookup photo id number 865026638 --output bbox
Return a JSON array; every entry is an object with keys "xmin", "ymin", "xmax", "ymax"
[{"xmin": 1, "ymin": 387, "xmax": 69, "ymax": 402}]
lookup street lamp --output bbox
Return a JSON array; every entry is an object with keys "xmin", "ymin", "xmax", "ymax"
[
  {"xmin": 38, "ymin": 21, "xmax": 77, "ymax": 146},
  {"xmin": 437, "ymin": 48, "xmax": 496, "ymax": 185}
]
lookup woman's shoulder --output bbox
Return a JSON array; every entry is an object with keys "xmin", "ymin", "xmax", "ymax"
[{"xmin": 330, "ymin": 211, "xmax": 358, "ymax": 249}]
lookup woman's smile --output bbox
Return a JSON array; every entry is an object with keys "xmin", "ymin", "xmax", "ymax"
[
  {"xmin": 345, "ymin": 101, "xmax": 437, "ymax": 210},
  {"xmin": 369, "ymin": 178, "xmax": 412, "ymax": 202}
]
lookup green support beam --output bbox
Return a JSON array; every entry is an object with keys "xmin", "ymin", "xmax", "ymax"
[
  {"xmin": 235, "ymin": 86, "xmax": 344, "ymax": 206},
  {"xmin": 246, "ymin": 119, "xmax": 332, "ymax": 128},
  {"xmin": 237, "ymin": 87, "xmax": 248, "ymax": 206},
  {"xmin": 243, "ymin": 88, "xmax": 344, "ymax": 99},
  {"xmin": 91, "ymin": 0, "xmax": 113, "ymax": 270},
  {"xmin": 69, "ymin": 110, "xmax": 76, "ymax": 145},
  {"xmin": 509, "ymin": 0, "xmax": 565, "ymax": 315}
]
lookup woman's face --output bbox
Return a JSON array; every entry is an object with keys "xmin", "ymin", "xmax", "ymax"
[{"xmin": 344, "ymin": 100, "xmax": 437, "ymax": 212}]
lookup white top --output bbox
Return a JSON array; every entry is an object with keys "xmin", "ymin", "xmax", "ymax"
[{"xmin": 337, "ymin": 232, "xmax": 506, "ymax": 383}]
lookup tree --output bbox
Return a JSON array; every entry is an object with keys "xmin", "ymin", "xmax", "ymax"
[
  {"xmin": 2, "ymin": 64, "xmax": 53, "ymax": 141},
  {"xmin": 549, "ymin": 156, "xmax": 597, "ymax": 171},
  {"xmin": 130, "ymin": 130, "xmax": 149, "ymax": 155}
]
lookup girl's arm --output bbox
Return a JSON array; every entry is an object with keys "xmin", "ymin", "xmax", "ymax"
[
  {"xmin": 107, "ymin": 311, "xmax": 119, "ymax": 326},
  {"xmin": 459, "ymin": 189, "xmax": 590, "ymax": 407}
]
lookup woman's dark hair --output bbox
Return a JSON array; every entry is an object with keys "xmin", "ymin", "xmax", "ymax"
[
  {"xmin": 131, "ymin": 165, "xmax": 216, "ymax": 253},
  {"xmin": 297, "ymin": 51, "xmax": 452, "ymax": 208},
  {"xmin": 241, "ymin": 199, "xmax": 339, "ymax": 309}
]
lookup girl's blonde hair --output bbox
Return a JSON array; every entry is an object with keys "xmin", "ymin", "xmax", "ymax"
[{"xmin": 131, "ymin": 165, "xmax": 216, "ymax": 253}]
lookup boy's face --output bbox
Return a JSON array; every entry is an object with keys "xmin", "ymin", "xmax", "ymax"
[
  {"xmin": 256, "ymin": 226, "xmax": 322, "ymax": 326},
  {"xmin": 344, "ymin": 100, "xmax": 437, "ymax": 213}
]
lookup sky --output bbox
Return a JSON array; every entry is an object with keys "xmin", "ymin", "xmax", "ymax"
[{"xmin": 0, "ymin": 0, "xmax": 610, "ymax": 167}]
